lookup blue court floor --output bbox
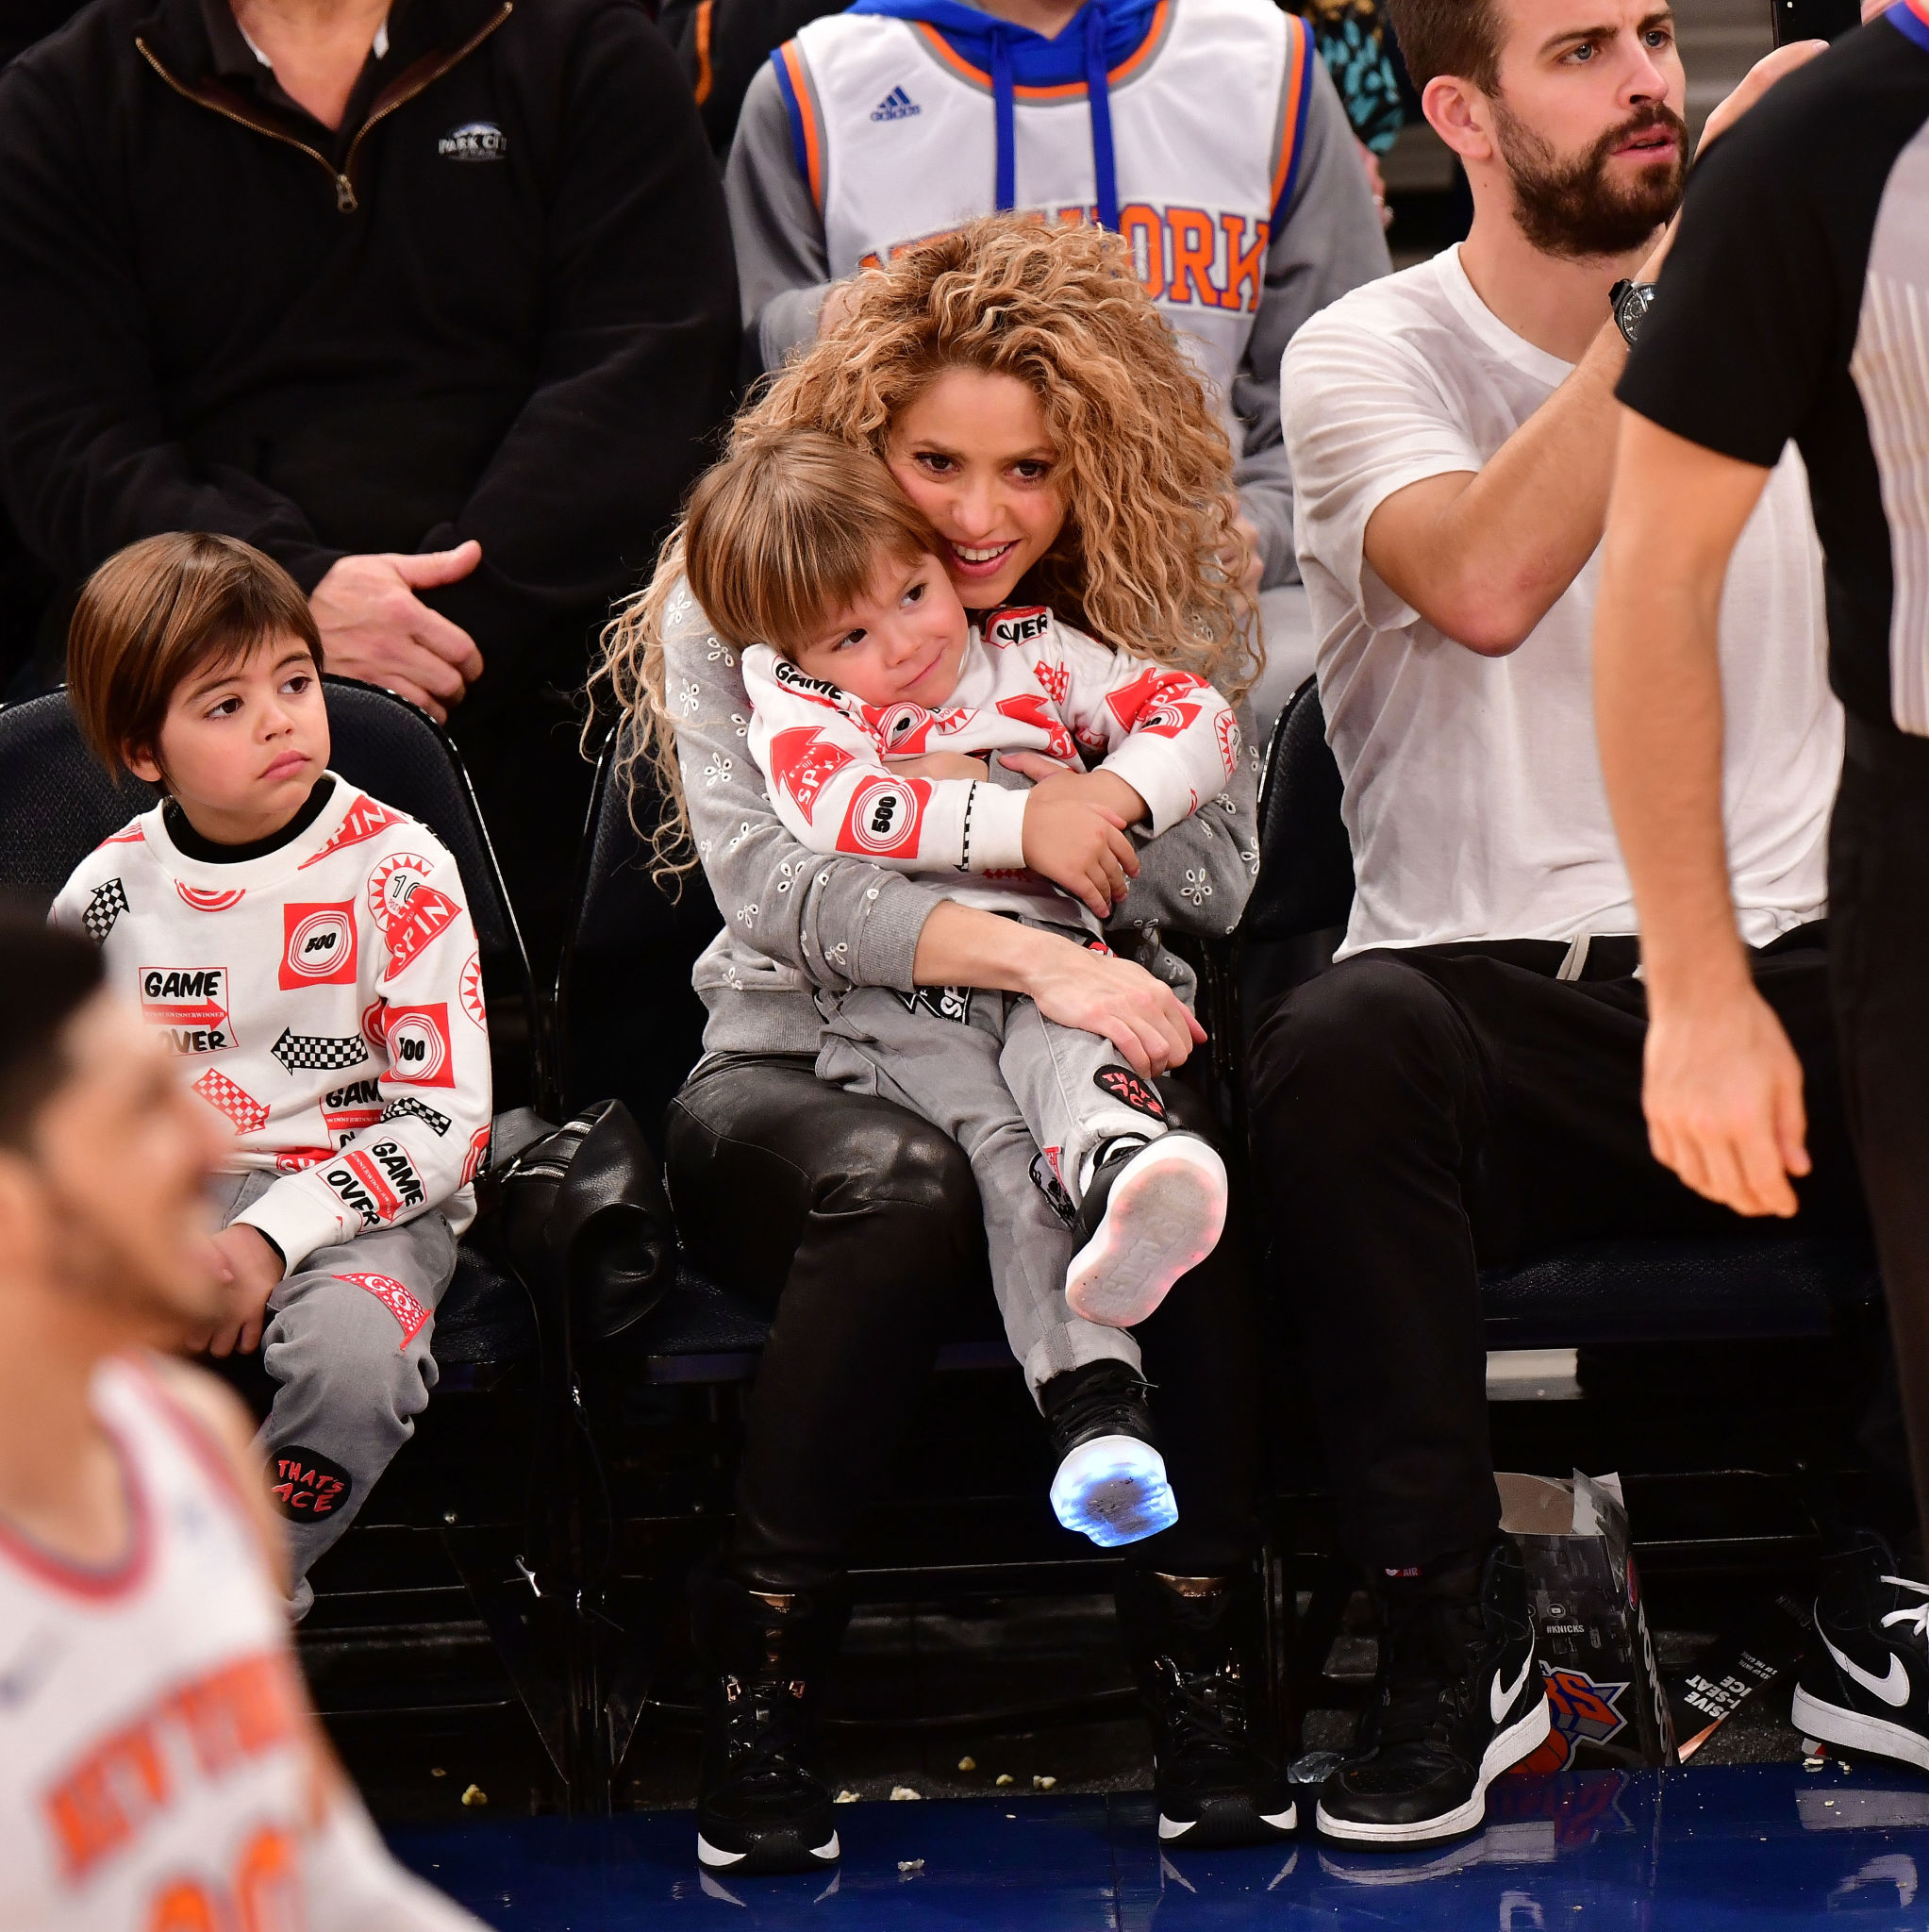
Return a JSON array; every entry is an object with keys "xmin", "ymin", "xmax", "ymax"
[{"xmin": 391, "ymin": 1761, "xmax": 1929, "ymax": 1929}]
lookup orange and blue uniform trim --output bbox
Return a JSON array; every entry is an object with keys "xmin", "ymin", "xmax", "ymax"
[
  {"xmin": 771, "ymin": 39, "xmax": 825, "ymax": 209},
  {"xmin": 1270, "ymin": 11, "xmax": 1314, "ymax": 226},
  {"xmin": 1888, "ymin": 0, "xmax": 1929, "ymax": 52}
]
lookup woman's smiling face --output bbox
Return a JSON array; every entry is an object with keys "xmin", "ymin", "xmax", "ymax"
[{"xmin": 886, "ymin": 369, "xmax": 1070, "ymax": 611}]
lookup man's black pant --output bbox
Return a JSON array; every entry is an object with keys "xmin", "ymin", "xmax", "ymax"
[
  {"xmin": 1832, "ymin": 720, "xmax": 1929, "ymax": 1544},
  {"xmin": 664, "ymin": 1054, "xmax": 1264, "ymax": 1592},
  {"xmin": 1249, "ymin": 925, "xmax": 1865, "ymax": 1569}
]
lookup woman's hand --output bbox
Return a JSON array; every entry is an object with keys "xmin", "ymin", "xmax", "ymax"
[
  {"xmin": 885, "ymin": 751, "xmax": 991, "ymax": 780},
  {"xmin": 1022, "ymin": 781, "xmax": 1141, "ymax": 919},
  {"xmin": 1023, "ymin": 933, "xmax": 1206, "ymax": 1076}
]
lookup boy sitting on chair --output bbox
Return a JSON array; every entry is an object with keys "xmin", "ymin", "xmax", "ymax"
[{"xmin": 50, "ymin": 532, "xmax": 492, "ymax": 1616}]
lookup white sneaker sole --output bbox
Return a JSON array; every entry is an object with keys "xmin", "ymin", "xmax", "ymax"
[
  {"xmin": 1791, "ymin": 1684, "xmax": 1929, "ymax": 1771},
  {"xmin": 1067, "ymin": 1137, "xmax": 1228, "ymax": 1328},
  {"xmin": 1050, "ymin": 1433, "xmax": 1178, "ymax": 1548},
  {"xmin": 696, "ymin": 1830, "xmax": 840, "ymax": 1868},
  {"xmin": 1158, "ymin": 1804, "xmax": 1298, "ymax": 1840},
  {"xmin": 1314, "ymin": 1693, "xmax": 1551, "ymax": 1846}
]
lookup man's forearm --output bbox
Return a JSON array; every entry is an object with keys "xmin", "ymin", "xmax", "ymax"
[
  {"xmin": 1369, "ymin": 321, "xmax": 1629, "ymax": 654},
  {"xmin": 1594, "ymin": 410, "xmax": 1771, "ymax": 1006}
]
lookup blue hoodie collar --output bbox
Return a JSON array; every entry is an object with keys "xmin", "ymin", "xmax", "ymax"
[{"xmin": 844, "ymin": 0, "xmax": 1155, "ymax": 227}]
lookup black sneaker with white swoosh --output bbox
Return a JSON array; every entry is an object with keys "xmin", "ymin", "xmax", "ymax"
[
  {"xmin": 1791, "ymin": 1537, "xmax": 1929, "ymax": 1772},
  {"xmin": 1316, "ymin": 1538, "xmax": 1550, "ymax": 1846}
]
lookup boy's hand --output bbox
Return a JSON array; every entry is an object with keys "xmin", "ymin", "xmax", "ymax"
[
  {"xmin": 197, "ymin": 1224, "xmax": 283, "ymax": 1357},
  {"xmin": 1022, "ymin": 783, "xmax": 1141, "ymax": 919},
  {"xmin": 884, "ymin": 752, "xmax": 991, "ymax": 781}
]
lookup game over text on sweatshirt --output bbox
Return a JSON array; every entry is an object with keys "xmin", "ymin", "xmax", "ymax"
[{"xmin": 51, "ymin": 777, "xmax": 492, "ymax": 1273}]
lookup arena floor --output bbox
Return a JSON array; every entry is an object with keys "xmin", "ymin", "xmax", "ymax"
[{"xmin": 389, "ymin": 1762, "xmax": 1929, "ymax": 1928}]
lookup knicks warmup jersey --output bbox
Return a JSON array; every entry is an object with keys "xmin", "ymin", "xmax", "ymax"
[
  {"xmin": 774, "ymin": 0, "xmax": 1311, "ymax": 422},
  {"xmin": 0, "ymin": 1357, "xmax": 313, "ymax": 1931}
]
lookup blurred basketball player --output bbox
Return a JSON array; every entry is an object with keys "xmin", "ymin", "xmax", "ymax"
[{"xmin": 0, "ymin": 913, "xmax": 478, "ymax": 1929}]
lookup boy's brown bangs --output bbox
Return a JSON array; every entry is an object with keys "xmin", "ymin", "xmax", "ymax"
[
  {"xmin": 683, "ymin": 433, "xmax": 940, "ymax": 657},
  {"xmin": 67, "ymin": 533, "xmax": 323, "ymax": 778}
]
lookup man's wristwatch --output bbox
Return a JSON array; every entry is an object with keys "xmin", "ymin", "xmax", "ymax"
[{"xmin": 1610, "ymin": 278, "xmax": 1657, "ymax": 349}]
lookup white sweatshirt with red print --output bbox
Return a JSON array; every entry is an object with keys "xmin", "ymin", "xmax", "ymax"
[
  {"xmin": 742, "ymin": 607, "xmax": 1242, "ymax": 930},
  {"xmin": 50, "ymin": 777, "xmax": 492, "ymax": 1274}
]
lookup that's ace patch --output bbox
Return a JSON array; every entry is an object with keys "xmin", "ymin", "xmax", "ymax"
[
  {"xmin": 1093, "ymin": 1066, "xmax": 1167, "ymax": 1122},
  {"xmin": 268, "ymin": 1444, "xmax": 353, "ymax": 1521}
]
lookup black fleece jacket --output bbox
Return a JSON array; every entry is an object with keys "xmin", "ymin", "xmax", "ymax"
[{"xmin": 0, "ymin": 0, "xmax": 739, "ymax": 699}]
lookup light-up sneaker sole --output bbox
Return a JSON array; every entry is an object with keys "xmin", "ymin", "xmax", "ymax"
[
  {"xmin": 1067, "ymin": 1138, "xmax": 1228, "ymax": 1329},
  {"xmin": 1050, "ymin": 1433, "xmax": 1179, "ymax": 1548}
]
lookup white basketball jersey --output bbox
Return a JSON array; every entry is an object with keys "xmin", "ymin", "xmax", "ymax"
[
  {"xmin": 0, "ymin": 1357, "xmax": 313, "ymax": 1932},
  {"xmin": 775, "ymin": 0, "xmax": 1310, "ymax": 422}
]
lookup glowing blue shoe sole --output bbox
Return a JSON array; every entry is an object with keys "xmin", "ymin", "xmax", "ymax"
[{"xmin": 1051, "ymin": 1433, "xmax": 1179, "ymax": 1548}]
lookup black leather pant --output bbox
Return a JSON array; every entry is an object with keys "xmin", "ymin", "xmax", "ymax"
[{"xmin": 663, "ymin": 1053, "xmax": 1264, "ymax": 1592}]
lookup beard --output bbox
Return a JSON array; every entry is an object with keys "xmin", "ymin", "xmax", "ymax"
[{"xmin": 1491, "ymin": 98, "xmax": 1688, "ymax": 260}]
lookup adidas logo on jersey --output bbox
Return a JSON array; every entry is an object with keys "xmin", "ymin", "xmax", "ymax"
[{"xmin": 870, "ymin": 85, "xmax": 921, "ymax": 121}]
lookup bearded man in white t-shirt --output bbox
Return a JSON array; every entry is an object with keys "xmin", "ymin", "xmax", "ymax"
[{"xmin": 1249, "ymin": 0, "xmax": 1861, "ymax": 1849}]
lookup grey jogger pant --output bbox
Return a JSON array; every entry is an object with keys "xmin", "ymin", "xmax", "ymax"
[
  {"xmin": 214, "ymin": 1172, "xmax": 458, "ymax": 1612},
  {"xmin": 816, "ymin": 978, "xmax": 1173, "ymax": 1401}
]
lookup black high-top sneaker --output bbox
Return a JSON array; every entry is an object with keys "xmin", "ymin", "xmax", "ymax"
[
  {"xmin": 1316, "ymin": 1539, "xmax": 1549, "ymax": 1846},
  {"xmin": 1066, "ymin": 1130, "xmax": 1228, "ymax": 1329},
  {"xmin": 1118, "ymin": 1567, "xmax": 1298, "ymax": 1847},
  {"xmin": 1791, "ymin": 1536, "xmax": 1929, "ymax": 1771},
  {"xmin": 692, "ymin": 1570, "xmax": 850, "ymax": 1874},
  {"xmin": 1040, "ymin": 1359, "xmax": 1178, "ymax": 1548}
]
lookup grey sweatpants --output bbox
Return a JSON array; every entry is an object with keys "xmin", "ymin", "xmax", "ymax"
[
  {"xmin": 816, "ymin": 976, "xmax": 1173, "ymax": 1402},
  {"xmin": 214, "ymin": 1171, "xmax": 458, "ymax": 1613}
]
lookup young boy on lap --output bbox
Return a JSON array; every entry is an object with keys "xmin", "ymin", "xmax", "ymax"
[
  {"xmin": 675, "ymin": 433, "xmax": 1241, "ymax": 1549},
  {"xmin": 51, "ymin": 533, "xmax": 492, "ymax": 1615}
]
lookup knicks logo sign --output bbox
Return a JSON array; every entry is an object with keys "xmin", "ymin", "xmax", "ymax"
[
  {"xmin": 838, "ymin": 775, "xmax": 926, "ymax": 858},
  {"xmin": 383, "ymin": 1004, "xmax": 456, "ymax": 1087},
  {"xmin": 279, "ymin": 901, "xmax": 358, "ymax": 988},
  {"xmin": 767, "ymin": 726, "xmax": 854, "ymax": 821}
]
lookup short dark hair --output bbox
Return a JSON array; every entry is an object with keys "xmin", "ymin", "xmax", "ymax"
[
  {"xmin": 66, "ymin": 533, "xmax": 323, "ymax": 780},
  {"xmin": 0, "ymin": 908, "xmax": 104, "ymax": 1153},
  {"xmin": 1384, "ymin": 0, "xmax": 1504, "ymax": 92}
]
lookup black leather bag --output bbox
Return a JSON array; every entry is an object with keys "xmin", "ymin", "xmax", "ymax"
[{"xmin": 498, "ymin": 1099, "xmax": 673, "ymax": 1341}]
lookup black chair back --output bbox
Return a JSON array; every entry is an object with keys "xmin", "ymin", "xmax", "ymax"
[
  {"xmin": 554, "ymin": 731, "xmax": 721, "ymax": 1145},
  {"xmin": 0, "ymin": 677, "xmax": 542, "ymax": 1111},
  {"xmin": 1244, "ymin": 676, "xmax": 1355, "ymax": 942}
]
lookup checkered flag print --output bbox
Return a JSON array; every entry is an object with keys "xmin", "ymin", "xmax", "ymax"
[
  {"xmin": 82, "ymin": 877, "xmax": 128, "ymax": 943},
  {"xmin": 382, "ymin": 1095, "xmax": 452, "ymax": 1137},
  {"xmin": 192, "ymin": 1068, "xmax": 270, "ymax": 1135},
  {"xmin": 271, "ymin": 1026, "xmax": 370, "ymax": 1075}
]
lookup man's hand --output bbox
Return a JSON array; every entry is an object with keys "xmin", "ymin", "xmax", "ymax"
[
  {"xmin": 310, "ymin": 541, "xmax": 486, "ymax": 724},
  {"xmin": 197, "ymin": 1223, "xmax": 284, "ymax": 1357},
  {"xmin": 1024, "ymin": 936, "xmax": 1206, "ymax": 1077},
  {"xmin": 1698, "ymin": 39, "xmax": 1827, "ymax": 153},
  {"xmin": 885, "ymin": 751, "xmax": 990, "ymax": 781},
  {"xmin": 1019, "ymin": 765, "xmax": 1144, "ymax": 918},
  {"xmin": 1219, "ymin": 497, "xmax": 1264, "ymax": 601},
  {"xmin": 1643, "ymin": 979, "xmax": 1810, "ymax": 1217},
  {"xmin": 816, "ymin": 278, "xmax": 862, "ymax": 338}
]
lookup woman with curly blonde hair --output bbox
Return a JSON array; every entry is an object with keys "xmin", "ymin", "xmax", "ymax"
[
  {"xmin": 601, "ymin": 215, "xmax": 1284, "ymax": 1876},
  {"xmin": 595, "ymin": 214, "xmax": 1260, "ymax": 874}
]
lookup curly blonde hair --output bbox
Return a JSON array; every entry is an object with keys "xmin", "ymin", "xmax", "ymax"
[{"xmin": 590, "ymin": 213, "xmax": 1260, "ymax": 877}]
